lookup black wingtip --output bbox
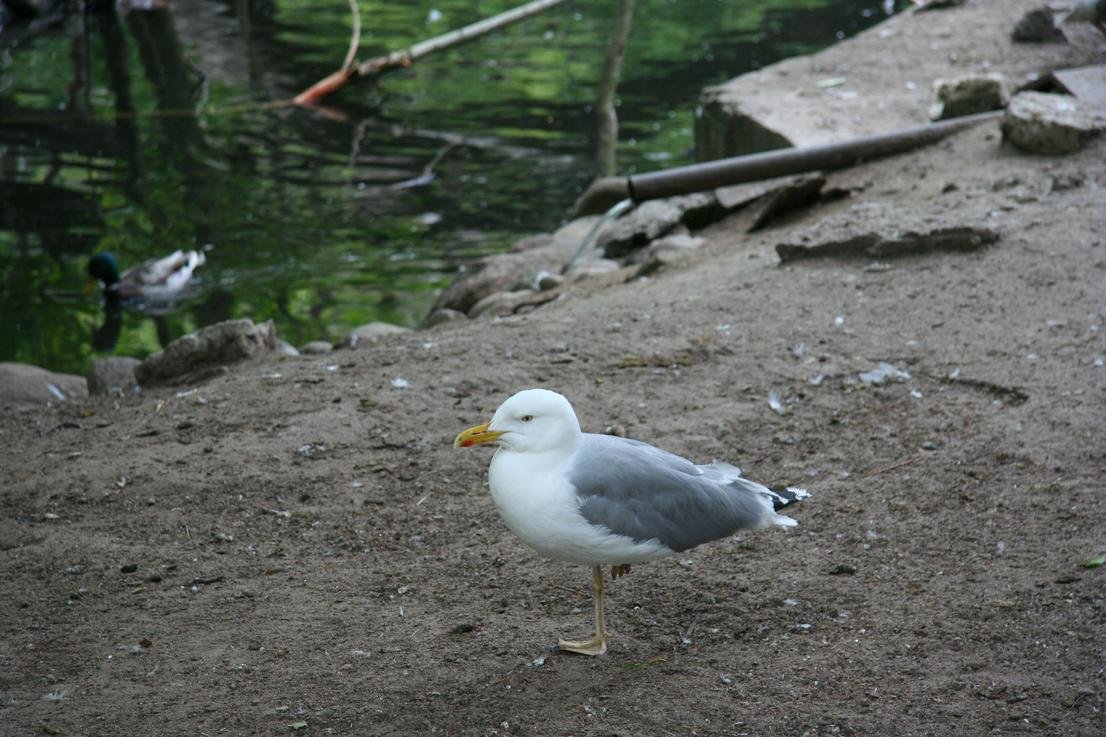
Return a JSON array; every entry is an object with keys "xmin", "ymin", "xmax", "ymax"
[{"xmin": 768, "ymin": 485, "xmax": 810, "ymax": 511}]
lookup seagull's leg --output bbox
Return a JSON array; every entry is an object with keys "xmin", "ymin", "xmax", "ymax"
[{"xmin": 558, "ymin": 565, "xmax": 608, "ymax": 655}]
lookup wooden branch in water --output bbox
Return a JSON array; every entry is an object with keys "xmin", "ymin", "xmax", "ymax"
[
  {"xmin": 341, "ymin": 0, "xmax": 362, "ymax": 72},
  {"xmin": 293, "ymin": 0, "xmax": 361, "ymax": 105},
  {"xmin": 295, "ymin": 0, "xmax": 569, "ymax": 106},
  {"xmin": 595, "ymin": 0, "xmax": 635, "ymax": 177}
]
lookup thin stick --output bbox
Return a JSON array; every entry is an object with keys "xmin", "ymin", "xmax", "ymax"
[
  {"xmin": 549, "ymin": 581, "xmax": 586, "ymax": 598},
  {"xmin": 295, "ymin": 0, "xmax": 568, "ymax": 105},
  {"xmin": 360, "ymin": 0, "xmax": 568, "ymax": 76},
  {"xmin": 342, "ymin": 0, "xmax": 362, "ymax": 73}
]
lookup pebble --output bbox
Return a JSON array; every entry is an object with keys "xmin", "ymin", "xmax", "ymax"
[{"xmin": 299, "ymin": 341, "xmax": 334, "ymax": 354}]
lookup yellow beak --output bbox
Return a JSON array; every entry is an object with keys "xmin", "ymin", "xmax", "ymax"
[{"xmin": 454, "ymin": 422, "xmax": 505, "ymax": 448}]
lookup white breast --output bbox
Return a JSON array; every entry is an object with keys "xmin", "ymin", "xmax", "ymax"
[{"xmin": 488, "ymin": 448, "xmax": 673, "ymax": 566}]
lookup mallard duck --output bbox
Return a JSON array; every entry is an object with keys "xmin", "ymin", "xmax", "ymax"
[{"xmin": 87, "ymin": 250, "xmax": 206, "ymax": 315}]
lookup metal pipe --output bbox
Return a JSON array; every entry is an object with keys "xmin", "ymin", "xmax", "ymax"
[{"xmin": 625, "ymin": 110, "xmax": 1002, "ymax": 203}]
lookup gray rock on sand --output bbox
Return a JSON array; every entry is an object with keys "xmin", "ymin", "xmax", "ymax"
[
  {"xmin": 275, "ymin": 340, "xmax": 300, "ymax": 357},
  {"xmin": 775, "ymin": 202, "xmax": 999, "ymax": 262},
  {"xmin": 628, "ymin": 234, "xmax": 705, "ymax": 265},
  {"xmin": 341, "ymin": 322, "xmax": 412, "ymax": 349},
  {"xmin": 426, "ymin": 309, "xmax": 468, "ymax": 328},
  {"xmin": 136, "ymin": 319, "xmax": 279, "ymax": 386},
  {"xmin": 1011, "ymin": 8, "xmax": 1066, "ymax": 42},
  {"xmin": 468, "ymin": 289, "xmax": 560, "ymax": 319},
  {"xmin": 1001, "ymin": 92, "xmax": 1105, "ymax": 155},
  {"xmin": 931, "ymin": 74, "xmax": 1008, "ymax": 120},
  {"xmin": 299, "ymin": 341, "xmax": 334, "ymax": 354},
  {"xmin": 694, "ymin": 92, "xmax": 794, "ymax": 161},
  {"xmin": 431, "ymin": 217, "xmax": 600, "ymax": 316},
  {"xmin": 599, "ymin": 194, "xmax": 721, "ymax": 259},
  {"xmin": 0, "ymin": 362, "xmax": 88, "ymax": 405}
]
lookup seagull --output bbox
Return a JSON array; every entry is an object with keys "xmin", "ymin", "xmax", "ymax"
[{"xmin": 454, "ymin": 388, "xmax": 809, "ymax": 656}]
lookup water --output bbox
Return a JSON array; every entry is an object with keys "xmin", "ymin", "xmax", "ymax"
[{"xmin": 0, "ymin": 0, "xmax": 897, "ymax": 375}]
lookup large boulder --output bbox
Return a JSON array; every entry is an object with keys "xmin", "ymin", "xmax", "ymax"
[
  {"xmin": 0, "ymin": 362, "xmax": 88, "ymax": 405},
  {"xmin": 135, "ymin": 319, "xmax": 278, "ymax": 386},
  {"xmin": 694, "ymin": 92, "xmax": 794, "ymax": 161}
]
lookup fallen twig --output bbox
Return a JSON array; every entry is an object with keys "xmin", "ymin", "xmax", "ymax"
[
  {"xmin": 549, "ymin": 581, "xmax": 586, "ymax": 598},
  {"xmin": 389, "ymin": 141, "xmax": 460, "ymax": 190},
  {"xmin": 862, "ymin": 455, "xmax": 922, "ymax": 478}
]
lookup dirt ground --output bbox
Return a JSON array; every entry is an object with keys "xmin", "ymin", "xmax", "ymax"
[{"xmin": 2, "ymin": 5, "xmax": 1105, "ymax": 737}]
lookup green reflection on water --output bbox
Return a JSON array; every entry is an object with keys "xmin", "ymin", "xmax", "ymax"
[{"xmin": 1, "ymin": 0, "xmax": 895, "ymax": 375}]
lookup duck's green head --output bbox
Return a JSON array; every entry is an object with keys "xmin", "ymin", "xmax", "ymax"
[{"xmin": 87, "ymin": 252, "xmax": 121, "ymax": 286}]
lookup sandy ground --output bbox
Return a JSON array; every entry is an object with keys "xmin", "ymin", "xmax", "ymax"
[{"xmin": 2, "ymin": 3, "xmax": 1105, "ymax": 736}]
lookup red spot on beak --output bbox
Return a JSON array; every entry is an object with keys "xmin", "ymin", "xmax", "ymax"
[{"xmin": 460, "ymin": 439, "xmax": 474, "ymax": 447}]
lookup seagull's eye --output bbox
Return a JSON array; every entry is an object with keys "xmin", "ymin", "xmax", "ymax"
[{"xmin": 521, "ymin": 415, "xmax": 534, "ymax": 423}]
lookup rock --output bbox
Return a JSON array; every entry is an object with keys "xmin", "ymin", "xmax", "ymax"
[
  {"xmin": 776, "ymin": 203, "xmax": 999, "ymax": 262},
  {"xmin": 1012, "ymin": 8, "xmax": 1066, "ymax": 42},
  {"xmin": 135, "ymin": 319, "xmax": 278, "ymax": 386},
  {"xmin": 748, "ymin": 174, "xmax": 826, "ymax": 231},
  {"xmin": 695, "ymin": 92, "xmax": 794, "ymax": 161},
  {"xmin": 1002, "ymin": 91, "xmax": 1105, "ymax": 155},
  {"xmin": 0, "ymin": 362, "xmax": 88, "ymax": 405},
  {"xmin": 931, "ymin": 74, "xmax": 1008, "ymax": 120},
  {"xmin": 630, "ymin": 234, "xmax": 705, "ymax": 265},
  {"xmin": 1051, "ymin": 65, "xmax": 1106, "ymax": 116},
  {"xmin": 430, "ymin": 216, "xmax": 599, "ymax": 316},
  {"xmin": 598, "ymin": 201, "xmax": 669, "ymax": 258},
  {"xmin": 535, "ymin": 271, "xmax": 564, "ymax": 291},
  {"xmin": 599, "ymin": 194, "xmax": 719, "ymax": 258},
  {"xmin": 564, "ymin": 258, "xmax": 623, "ymax": 281},
  {"xmin": 274, "ymin": 340, "xmax": 300, "ymax": 357},
  {"xmin": 342, "ymin": 322, "xmax": 412, "ymax": 349},
  {"xmin": 508, "ymin": 233, "xmax": 555, "ymax": 254},
  {"xmin": 426, "ymin": 308, "xmax": 468, "ymax": 327},
  {"xmin": 87, "ymin": 357, "xmax": 140, "ymax": 395},
  {"xmin": 636, "ymin": 248, "xmax": 698, "ymax": 278},
  {"xmin": 716, "ymin": 174, "xmax": 813, "ymax": 210},
  {"xmin": 299, "ymin": 341, "xmax": 334, "ymax": 354},
  {"xmin": 468, "ymin": 289, "xmax": 560, "ymax": 319},
  {"xmin": 778, "ymin": 225, "xmax": 998, "ymax": 262},
  {"xmin": 693, "ymin": 0, "xmax": 1076, "ymax": 159}
]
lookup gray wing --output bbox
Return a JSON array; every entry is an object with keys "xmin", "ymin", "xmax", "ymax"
[{"xmin": 569, "ymin": 433, "xmax": 770, "ymax": 552}]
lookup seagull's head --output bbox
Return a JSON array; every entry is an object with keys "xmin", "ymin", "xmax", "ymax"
[{"xmin": 454, "ymin": 388, "xmax": 582, "ymax": 453}]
